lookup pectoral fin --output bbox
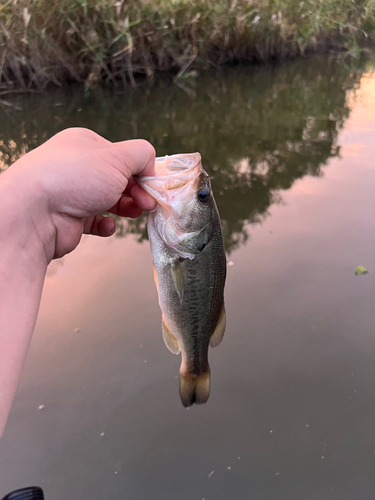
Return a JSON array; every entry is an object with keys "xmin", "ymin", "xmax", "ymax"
[
  {"xmin": 171, "ymin": 262, "xmax": 184, "ymax": 304},
  {"xmin": 209, "ymin": 305, "xmax": 226, "ymax": 348},
  {"xmin": 162, "ymin": 317, "xmax": 181, "ymax": 354}
]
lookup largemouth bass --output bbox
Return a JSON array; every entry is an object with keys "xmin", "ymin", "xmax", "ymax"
[{"xmin": 138, "ymin": 153, "xmax": 226, "ymax": 407}]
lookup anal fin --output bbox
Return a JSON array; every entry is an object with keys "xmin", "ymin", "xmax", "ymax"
[
  {"xmin": 210, "ymin": 305, "xmax": 226, "ymax": 348},
  {"xmin": 162, "ymin": 317, "xmax": 180, "ymax": 354},
  {"xmin": 153, "ymin": 263, "xmax": 158, "ymax": 291}
]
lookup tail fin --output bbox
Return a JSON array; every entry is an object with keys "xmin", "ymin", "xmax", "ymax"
[{"xmin": 179, "ymin": 369, "xmax": 210, "ymax": 407}]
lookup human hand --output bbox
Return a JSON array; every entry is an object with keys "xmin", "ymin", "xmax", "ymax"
[{"xmin": 4, "ymin": 128, "xmax": 156, "ymax": 261}]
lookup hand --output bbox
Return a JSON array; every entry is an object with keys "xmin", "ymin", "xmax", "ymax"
[{"xmin": 5, "ymin": 128, "xmax": 156, "ymax": 261}]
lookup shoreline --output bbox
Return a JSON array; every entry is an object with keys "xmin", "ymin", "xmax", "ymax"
[{"xmin": 1, "ymin": 0, "xmax": 375, "ymax": 90}]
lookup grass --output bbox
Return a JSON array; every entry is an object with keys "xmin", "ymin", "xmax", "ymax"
[{"xmin": 1, "ymin": 0, "xmax": 375, "ymax": 89}]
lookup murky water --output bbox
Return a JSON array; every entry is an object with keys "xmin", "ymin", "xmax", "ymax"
[{"xmin": 1, "ymin": 56, "xmax": 375, "ymax": 499}]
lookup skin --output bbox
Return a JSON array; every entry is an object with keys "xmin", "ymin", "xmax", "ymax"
[{"xmin": 0, "ymin": 128, "xmax": 156, "ymax": 437}]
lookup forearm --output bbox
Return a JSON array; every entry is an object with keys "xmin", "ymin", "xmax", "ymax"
[{"xmin": 0, "ymin": 170, "xmax": 48, "ymax": 437}]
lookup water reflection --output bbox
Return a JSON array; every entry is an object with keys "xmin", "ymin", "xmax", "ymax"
[
  {"xmin": 2, "ymin": 56, "xmax": 375, "ymax": 500},
  {"xmin": 0, "ymin": 56, "xmax": 363, "ymax": 252}
]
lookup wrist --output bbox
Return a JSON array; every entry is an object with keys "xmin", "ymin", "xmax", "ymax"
[{"xmin": 0, "ymin": 162, "xmax": 54, "ymax": 266}]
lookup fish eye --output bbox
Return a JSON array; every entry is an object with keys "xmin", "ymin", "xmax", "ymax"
[{"xmin": 198, "ymin": 187, "xmax": 210, "ymax": 204}]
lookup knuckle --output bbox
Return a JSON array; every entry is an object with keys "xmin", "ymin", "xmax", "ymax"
[
  {"xmin": 137, "ymin": 139, "xmax": 156, "ymax": 160},
  {"xmin": 55, "ymin": 127, "xmax": 101, "ymax": 142}
]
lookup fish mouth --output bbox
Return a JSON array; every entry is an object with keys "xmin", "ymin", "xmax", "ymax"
[
  {"xmin": 137, "ymin": 153, "xmax": 202, "ymax": 207},
  {"xmin": 155, "ymin": 153, "xmax": 202, "ymax": 190},
  {"xmin": 155, "ymin": 153, "xmax": 201, "ymax": 174}
]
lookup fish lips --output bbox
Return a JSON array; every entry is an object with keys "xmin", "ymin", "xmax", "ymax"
[{"xmin": 137, "ymin": 153, "xmax": 202, "ymax": 208}]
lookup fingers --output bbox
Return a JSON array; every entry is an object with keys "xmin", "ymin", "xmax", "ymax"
[
  {"xmin": 123, "ymin": 178, "xmax": 156, "ymax": 211},
  {"xmin": 83, "ymin": 215, "xmax": 116, "ymax": 237},
  {"xmin": 109, "ymin": 196, "xmax": 144, "ymax": 218},
  {"xmin": 84, "ymin": 197, "xmax": 145, "ymax": 237}
]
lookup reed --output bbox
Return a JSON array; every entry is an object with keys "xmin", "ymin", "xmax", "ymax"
[{"xmin": 1, "ymin": 0, "xmax": 374, "ymax": 89}]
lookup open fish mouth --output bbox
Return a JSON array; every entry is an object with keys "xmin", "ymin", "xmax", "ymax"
[
  {"xmin": 155, "ymin": 153, "xmax": 201, "ymax": 175},
  {"xmin": 137, "ymin": 153, "xmax": 202, "ymax": 206}
]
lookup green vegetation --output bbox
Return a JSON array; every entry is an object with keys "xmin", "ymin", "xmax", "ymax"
[
  {"xmin": 355, "ymin": 266, "xmax": 369, "ymax": 275},
  {"xmin": 0, "ymin": 0, "xmax": 374, "ymax": 89}
]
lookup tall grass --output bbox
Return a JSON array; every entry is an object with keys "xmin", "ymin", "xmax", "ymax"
[{"xmin": 1, "ymin": 0, "xmax": 375, "ymax": 89}]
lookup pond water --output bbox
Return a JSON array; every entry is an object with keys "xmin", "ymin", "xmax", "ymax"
[{"xmin": 1, "ymin": 55, "xmax": 375, "ymax": 499}]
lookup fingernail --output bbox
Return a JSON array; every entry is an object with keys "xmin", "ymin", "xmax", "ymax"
[
  {"xmin": 110, "ymin": 222, "xmax": 116, "ymax": 235},
  {"xmin": 106, "ymin": 217, "xmax": 116, "ymax": 235}
]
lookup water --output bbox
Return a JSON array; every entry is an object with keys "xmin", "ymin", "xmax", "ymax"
[{"xmin": 1, "ymin": 56, "xmax": 375, "ymax": 499}]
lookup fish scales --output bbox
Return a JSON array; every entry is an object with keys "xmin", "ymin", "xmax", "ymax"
[{"xmin": 137, "ymin": 153, "xmax": 226, "ymax": 407}]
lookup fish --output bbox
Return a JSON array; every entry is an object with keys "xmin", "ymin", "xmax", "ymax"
[{"xmin": 137, "ymin": 153, "xmax": 226, "ymax": 407}]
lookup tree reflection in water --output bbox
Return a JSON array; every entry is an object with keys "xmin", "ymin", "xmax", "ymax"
[{"xmin": 0, "ymin": 56, "xmax": 363, "ymax": 253}]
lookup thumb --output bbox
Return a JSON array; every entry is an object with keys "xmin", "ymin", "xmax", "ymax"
[{"xmin": 112, "ymin": 139, "xmax": 156, "ymax": 178}]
